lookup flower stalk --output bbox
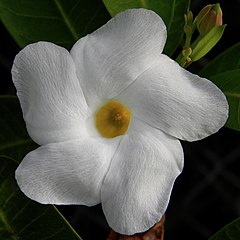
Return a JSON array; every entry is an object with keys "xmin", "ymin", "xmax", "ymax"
[{"xmin": 177, "ymin": 3, "xmax": 225, "ymax": 68}]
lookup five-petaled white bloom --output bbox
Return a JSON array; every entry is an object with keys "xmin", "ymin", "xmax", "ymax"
[{"xmin": 12, "ymin": 9, "xmax": 228, "ymax": 235}]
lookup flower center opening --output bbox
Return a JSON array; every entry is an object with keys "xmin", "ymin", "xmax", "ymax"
[{"xmin": 95, "ymin": 99, "xmax": 131, "ymax": 138}]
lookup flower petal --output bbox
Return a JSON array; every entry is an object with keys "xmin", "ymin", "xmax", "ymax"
[
  {"xmin": 70, "ymin": 9, "xmax": 167, "ymax": 109},
  {"xmin": 16, "ymin": 138, "xmax": 119, "ymax": 206},
  {"xmin": 12, "ymin": 42, "xmax": 89, "ymax": 145},
  {"xmin": 117, "ymin": 54, "xmax": 228, "ymax": 142},
  {"xmin": 101, "ymin": 118, "xmax": 183, "ymax": 235}
]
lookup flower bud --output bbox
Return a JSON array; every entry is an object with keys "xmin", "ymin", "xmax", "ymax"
[
  {"xmin": 196, "ymin": 3, "xmax": 223, "ymax": 36},
  {"xmin": 184, "ymin": 10, "xmax": 193, "ymax": 27}
]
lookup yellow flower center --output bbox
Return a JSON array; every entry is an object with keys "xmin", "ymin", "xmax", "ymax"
[{"xmin": 95, "ymin": 99, "xmax": 131, "ymax": 138}]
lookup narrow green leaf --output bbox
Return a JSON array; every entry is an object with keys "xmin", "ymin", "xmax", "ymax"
[
  {"xmin": 199, "ymin": 43, "xmax": 240, "ymax": 131},
  {"xmin": 209, "ymin": 217, "xmax": 240, "ymax": 240},
  {"xmin": 0, "ymin": 0, "xmax": 111, "ymax": 49},
  {"xmin": 102, "ymin": 0, "xmax": 190, "ymax": 56},
  {"xmin": 191, "ymin": 25, "xmax": 226, "ymax": 61},
  {"xmin": 0, "ymin": 96, "xmax": 37, "ymax": 162},
  {"xmin": 0, "ymin": 155, "xmax": 82, "ymax": 240}
]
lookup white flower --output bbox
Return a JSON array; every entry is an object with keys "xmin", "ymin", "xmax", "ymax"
[{"xmin": 12, "ymin": 9, "xmax": 228, "ymax": 235}]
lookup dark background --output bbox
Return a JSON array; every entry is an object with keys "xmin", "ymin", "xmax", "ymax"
[{"xmin": 1, "ymin": 0, "xmax": 239, "ymax": 239}]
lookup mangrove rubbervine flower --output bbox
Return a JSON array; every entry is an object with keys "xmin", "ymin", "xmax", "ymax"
[{"xmin": 12, "ymin": 9, "xmax": 228, "ymax": 235}]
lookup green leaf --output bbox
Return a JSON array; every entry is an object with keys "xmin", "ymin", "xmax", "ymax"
[
  {"xmin": 191, "ymin": 25, "xmax": 226, "ymax": 62},
  {"xmin": 102, "ymin": 0, "xmax": 190, "ymax": 56},
  {"xmin": 209, "ymin": 217, "xmax": 240, "ymax": 240},
  {"xmin": 0, "ymin": 96, "xmax": 37, "ymax": 162},
  {"xmin": 200, "ymin": 42, "xmax": 240, "ymax": 77},
  {"xmin": 0, "ymin": 155, "xmax": 82, "ymax": 240},
  {"xmin": 199, "ymin": 43, "xmax": 240, "ymax": 131},
  {"xmin": 0, "ymin": 0, "xmax": 111, "ymax": 49}
]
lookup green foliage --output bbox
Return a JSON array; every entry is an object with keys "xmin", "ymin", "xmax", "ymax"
[
  {"xmin": 0, "ymin": 155, "xmax": 82, "ymax": 240},
  {"xmin": 0, "ymin": 96, "xmax": 37, "ymax": 162},
  {"xmin": 102, "ymin": 0, "xmax": 190, "ymax": 56},
  {"xmin": 200, "ymin": 42, "xmax": 240, "ymax": 76},
  {"xmin": 0, "ymin": 0, "xmax": 111, "ymax": 50},
  {"xmin": 209, "ymin": 217, "xmax": 240, "ymax": 240},
  {"xmin": 200, "ymin": 43, "xmax": 240, "ymax": 131}
]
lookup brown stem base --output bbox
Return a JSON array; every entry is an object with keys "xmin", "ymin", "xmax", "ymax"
[{"xmin": 107, "ymin": 215, "xmax": 165, "ymax": 240}]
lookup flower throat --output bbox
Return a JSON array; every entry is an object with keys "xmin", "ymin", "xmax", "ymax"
[{"xmin": 95, "ymin": 99, "xmax": 131, "ymax": 138}]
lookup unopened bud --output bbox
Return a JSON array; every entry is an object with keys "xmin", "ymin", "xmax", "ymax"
[
  {"xmin": 181, "ymin": 48, "xmax": 192, "ymax": 68},
  {"xmin": 196, "ymin": 3, "xmax": 223, "ymax": 36},
  {"xmin": 184, "ymin": 11, "xmax": 193, "ymax": 27}
]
